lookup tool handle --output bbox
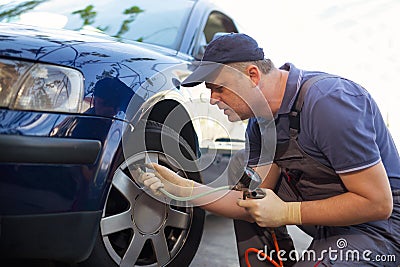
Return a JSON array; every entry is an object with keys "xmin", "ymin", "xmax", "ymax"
[{"xmin": 243, "ymin": 188, "xmax": 266, "ymax": 199}]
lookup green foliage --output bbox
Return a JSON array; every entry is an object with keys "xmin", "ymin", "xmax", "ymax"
[
  {"xmin": 72, "ymin": 5, "xmax": 96, "ymax": 26},
  {"xmin": 115, "ymin": 6, "xmax": 145, "ymax": 39},
  {"xmin": 123, "ymin": 6, "xmax": 144, "ymax": 15}
]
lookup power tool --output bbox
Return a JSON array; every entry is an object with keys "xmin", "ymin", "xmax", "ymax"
[{"xmin": 231, "ymin": 166, "xmax": 266, "ymax": 199}]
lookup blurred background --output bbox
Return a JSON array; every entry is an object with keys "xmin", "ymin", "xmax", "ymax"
[{"xmin": 219, "ymin": 0, "xmax": 400, "ymax": 148}]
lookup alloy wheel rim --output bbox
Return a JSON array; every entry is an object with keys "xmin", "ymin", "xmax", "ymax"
[{"xmin": 101, "ymin": 151, "xmax": 193, "ymax": 266}]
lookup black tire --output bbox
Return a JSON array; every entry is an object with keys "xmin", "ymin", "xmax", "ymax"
[{"xmin": 80, "ymin": 121, "xmax": 205, "ymax": 267}]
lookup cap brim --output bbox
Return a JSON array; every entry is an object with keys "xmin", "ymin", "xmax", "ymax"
[{"xmin": 181, "ymin": 62, "xmax": 223, "ymax": 87}]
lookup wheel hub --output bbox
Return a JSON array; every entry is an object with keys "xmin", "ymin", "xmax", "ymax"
[{"xmin": 133, "ymin": 192, "xmax": 167, "ymax": 233}]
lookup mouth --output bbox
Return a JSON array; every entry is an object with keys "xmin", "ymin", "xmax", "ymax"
[{"xmin": 218, "ymin": 104, "xmax": 233, "ymax": 116}]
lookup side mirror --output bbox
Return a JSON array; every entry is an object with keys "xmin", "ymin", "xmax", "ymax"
[
  {"xmin": 211, "ymin": 32, "xmax": 230, "ymax": 41},
  {"xmin": 193, "ymin": 32, "xmax": 231, "ymax": 60}
]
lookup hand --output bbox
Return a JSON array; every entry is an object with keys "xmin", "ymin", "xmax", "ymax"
[
  {"xmin": 236, "ymin": 189, "xmax": 301, "ymax": 227},
  {"xmin": 140, "ymin": 163, "xmax": 194, "ymax": 197},
  {"xmin": 139, "ymin": 172, "xmax": 164, "ymax": 196}
]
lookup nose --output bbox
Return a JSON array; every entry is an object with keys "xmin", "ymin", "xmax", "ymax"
[
  {"xmin": 209, "ymin": 91, "xmax": 219, "ymax": 105},
  {"xmin": 209, "ymin": 97, "xmax": 218, "ymax": 105}
]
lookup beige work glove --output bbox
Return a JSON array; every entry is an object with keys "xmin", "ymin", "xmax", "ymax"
[
  {"xmin": 237, "ymin": 188, "xmax": 301, "ymax": 227},
  {"xmin": 138, "ymin": 163, "xmax": 194, "ymax": 197}
]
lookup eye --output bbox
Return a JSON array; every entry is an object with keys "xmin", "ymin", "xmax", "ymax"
[{"xmin": 212, "ymin": 86, "xmax": 224, "ymax": 93}]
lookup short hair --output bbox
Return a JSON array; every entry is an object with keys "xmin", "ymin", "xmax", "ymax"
[{"xmin": 227, "ymin": 58, "xmax": 274, "ymax": 75}]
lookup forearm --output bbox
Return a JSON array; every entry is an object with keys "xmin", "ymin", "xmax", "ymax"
[
  {"xmin": 302, "ymin": 162, "xmax": 393, "ymax": 226},
  {"xmin": 256, "ymin": 163, "xmax": 281, "ymax": 189},
  {"xmin": 188, "ymin": 163, "xmax": 280, "ymax": 221},
  {"xmin": 159, "ymin": 176, "xmax": 253, "ymax": 221},
  {"xmin": 142, "ymin": 163, "xmax": 260, "ymax": 222},
  {"xmin": 301, "ymin": 191, "xmax": 393, "ymax": 226},
  {"xmin": 189, "ymin": 182, "xmax": 253, "ymax": 221}
]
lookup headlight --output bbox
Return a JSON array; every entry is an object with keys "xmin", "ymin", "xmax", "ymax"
[{"xmin": 0, "ymin": 59, "xmax": 84, "ymax": 113}]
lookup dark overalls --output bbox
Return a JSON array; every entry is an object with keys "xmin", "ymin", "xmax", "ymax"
[{"xmin": 234, "ymin": 76, "xmax": 400, "ymax": 266}]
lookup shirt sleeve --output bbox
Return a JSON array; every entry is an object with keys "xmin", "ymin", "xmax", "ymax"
[
  {"xmin": 246, "ymin": 117, "xmax": 276, "ymax": 167},
  {"xmin": 245, "ymin": 118, "xmax": 262, "ymax": 166},
  {"xmin": 305, "ymin": 83, "xmax": 381, "ymax": 173}
]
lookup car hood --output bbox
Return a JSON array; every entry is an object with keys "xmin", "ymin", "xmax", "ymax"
[
  {"xmin": 0, "ymin": 23, "xmax": 195, "ymax": 121},
  {"xmin": 0, "ymin": 23, "xmax": 187, "ymax": 66}
]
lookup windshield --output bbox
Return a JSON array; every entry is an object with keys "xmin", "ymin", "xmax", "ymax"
[{"xmin": 0, "ymin": 0, "xmax": 194, "ymax": 50}]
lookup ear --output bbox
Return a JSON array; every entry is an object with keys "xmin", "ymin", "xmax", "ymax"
[{"xmin": 246, "ymin": 65, "xmax": 261, "ymax": 85}]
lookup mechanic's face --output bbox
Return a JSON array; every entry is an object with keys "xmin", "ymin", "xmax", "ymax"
[{"xmin": 206, "ymin": 67, "xmax": 256, "ymax": 122}]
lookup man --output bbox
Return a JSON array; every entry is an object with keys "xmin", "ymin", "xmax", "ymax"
[{"xmin": 141, "ymin": 33, "xmax": 400, "ymax": 266}]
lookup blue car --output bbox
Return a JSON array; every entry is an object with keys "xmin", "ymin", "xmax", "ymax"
[{"xmin": 0, "ymin": 0, "xmax": 239, "ymax": 266}]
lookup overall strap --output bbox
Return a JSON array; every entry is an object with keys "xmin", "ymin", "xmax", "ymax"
[{"xmin": 289, "ymin": 74, "xmax": 336, "ymax": 133}]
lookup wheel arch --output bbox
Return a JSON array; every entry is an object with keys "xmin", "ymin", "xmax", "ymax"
[
  {"xmin": 145, "ymin": 99, "xmax": 200, "ymax": 159},
  {"xmin": 102, "ymin": 98, "xmax": 202, "ymax": 206}
]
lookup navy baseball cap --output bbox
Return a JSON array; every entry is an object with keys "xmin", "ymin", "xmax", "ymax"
[{"xmin": 182, "ymin": 33, "xmax": 264, "ymax": 87}]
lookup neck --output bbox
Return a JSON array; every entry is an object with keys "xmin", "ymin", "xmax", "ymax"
[{"xmin": 259, "ymin": 69, "xmax": 288, "ymax": 116}]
